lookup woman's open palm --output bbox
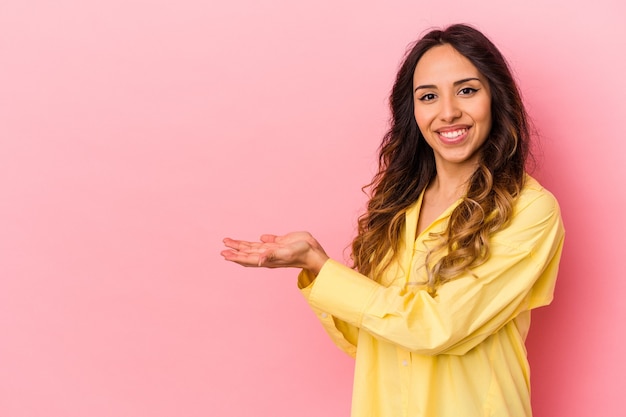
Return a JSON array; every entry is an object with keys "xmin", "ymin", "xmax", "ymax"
[{"xmin": 221, "ymin": 231, "xmax": 328, "ymax": 274}]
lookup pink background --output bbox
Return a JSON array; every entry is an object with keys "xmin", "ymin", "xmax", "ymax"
[{"xmin": 1, "ymin": 0, "xmax": 624, "ymax": 416}]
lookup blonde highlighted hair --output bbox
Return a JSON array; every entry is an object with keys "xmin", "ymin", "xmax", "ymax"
[{"xmin": 351, "ymin": 24, "xmax": 530, "ymax": 294}]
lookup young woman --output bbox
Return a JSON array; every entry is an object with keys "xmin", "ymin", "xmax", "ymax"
[{"xmin": 221, "ymin": 24, "xmax": 564, "ymax": 417}]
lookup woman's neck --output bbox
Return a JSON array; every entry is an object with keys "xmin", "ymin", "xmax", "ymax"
[{"xmin": 428, "ymin": 162, "xmax": 477, "ymax": 202}]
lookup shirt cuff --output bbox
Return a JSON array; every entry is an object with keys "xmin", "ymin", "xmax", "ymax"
[
  {"xmin": 308, "ymin": 259, "xmax": 380, "ymax": 327},
  {"xmin": 297, "ymin": 268, "xmax": 316, "ymax": 290}
]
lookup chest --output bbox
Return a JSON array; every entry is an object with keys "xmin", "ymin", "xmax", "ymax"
[
  {"xmin": 416, "ymin": 183, "xmax": 462, "ymax": 236},
  {"xmin": 416, "ymin": 201, "xmax": 451, "ymax": 236}
]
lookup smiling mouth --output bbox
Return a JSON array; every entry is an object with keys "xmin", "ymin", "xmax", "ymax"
[{"xmin": 438, "ymin": 128, "xmax": 468, "ymax": 139}]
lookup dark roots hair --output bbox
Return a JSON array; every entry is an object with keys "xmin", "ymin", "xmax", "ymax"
[{"xmin": 351, "ymin": 24, "xmax": 530, "ymax": 294}]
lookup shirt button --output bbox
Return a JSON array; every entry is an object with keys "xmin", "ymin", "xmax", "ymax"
[
  {"xmin": 321, "ymin": 312, "xmax": 328, "ymax": 319},
  {"xmin": 402, "ymin": 360, "xmax": 408, "ymax": 367}
]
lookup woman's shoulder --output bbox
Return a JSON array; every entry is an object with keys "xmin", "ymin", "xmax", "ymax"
[
  {"xmin": 492, "ymin": 174, "xmax": 564, "ymax": 249},
  {"xmin": 516, "ymin": 174, "xmax": 561, "ymax": 215}
]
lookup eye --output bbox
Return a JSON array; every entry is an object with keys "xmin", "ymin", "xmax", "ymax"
[
  {"xmin": 418, "ymin": 93, "xmax": 437, "ymax": 102},
  {"xmin": 458, "ymin": 87, "xmax": 478, "ymax": 95}
]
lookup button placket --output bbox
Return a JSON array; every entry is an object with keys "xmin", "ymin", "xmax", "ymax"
[{"xmin": 397, "ymin": 349, "xmax": 411, "ymax": 413}]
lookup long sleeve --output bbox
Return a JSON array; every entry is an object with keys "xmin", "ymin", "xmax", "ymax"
[
  {"xmin": 304, "ymin": 181, "xmax": 564, "ymax": 356},
  {"xmin": 298, "ymin": 269, "xmax": 359, "ymax": 357}
]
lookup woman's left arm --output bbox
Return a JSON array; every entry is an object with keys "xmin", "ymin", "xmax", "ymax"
[{"xmin": 221, "ymin": 232, "xmax": 329, "ymax": 275}]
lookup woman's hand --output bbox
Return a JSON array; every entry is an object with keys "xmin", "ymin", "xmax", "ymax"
[{"xmin": 220, "ymin": 232, "xmax": 329, "ymax": 275}]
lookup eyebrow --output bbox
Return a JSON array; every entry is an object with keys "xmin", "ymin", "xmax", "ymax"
[{"xmin": 414, "ymin": 77, "xmax": 482, "ymax": 92}]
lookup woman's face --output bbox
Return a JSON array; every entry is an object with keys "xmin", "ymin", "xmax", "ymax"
[{"xmin": 412, "ymin": 44, "xmax": 492, "ymax": 172}]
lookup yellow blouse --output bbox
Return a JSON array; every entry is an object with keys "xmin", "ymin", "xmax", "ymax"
[{"xmin": 298, "ymin": 176, "xmax": 564, "ymax": 417}]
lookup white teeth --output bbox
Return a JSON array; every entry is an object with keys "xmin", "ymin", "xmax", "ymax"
[{"xmin": 439, "ymin": 129, "xmax": 467, "ymax": 139}]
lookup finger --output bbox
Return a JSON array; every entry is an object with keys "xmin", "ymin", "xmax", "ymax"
[
  {"xmin": 220, "ymin": 249, "xmax": 236, "ymax": 259},
  {"xmin": 221, "ymin": 249, "xmax": 249, "ymax": 261},
  {"xmin": 221, "ymin": 249, "xmax": 262, "ymax": 267},
  {"xmin": 223, "ymin": 237, "xmax": 262, "ymax": 246},
  {"xmin": 259, "ymin": 234, "xmax": 277, "ymax": 243},
  {"xmin": 222, "ymin": 238, "xmax": 245, "ymax": 249},
  {"xmin": 223, "ymin": 238, "xmax": 266, "ymax": 252}
]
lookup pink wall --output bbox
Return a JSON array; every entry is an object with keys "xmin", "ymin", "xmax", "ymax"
[{"xmin": 1, "ymin": 1, "xmax": 624, "ymax": 416}]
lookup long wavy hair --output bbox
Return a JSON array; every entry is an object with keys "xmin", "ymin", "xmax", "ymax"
[{"xmin": 351, "ymin": 24, "xmax": 530, "ymax": 294}]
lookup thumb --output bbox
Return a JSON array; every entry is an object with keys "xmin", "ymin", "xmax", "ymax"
[{"xmin": 260, "ymin": 234, "xmax": 278, "ymax": 243}]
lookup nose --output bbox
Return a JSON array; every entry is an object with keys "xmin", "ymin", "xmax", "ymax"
[{"xmin": 439, "ymin": 95, "xmax": 462, "ymax": 122}]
